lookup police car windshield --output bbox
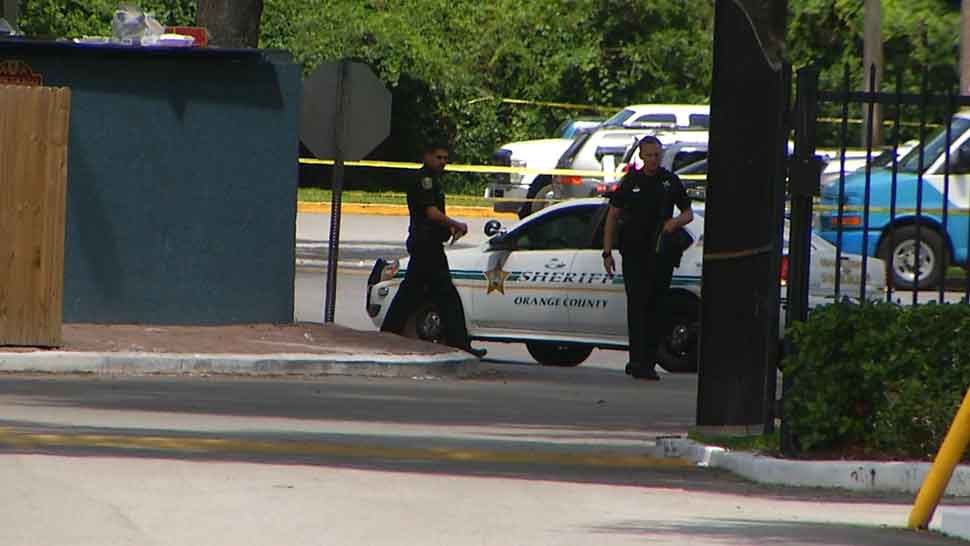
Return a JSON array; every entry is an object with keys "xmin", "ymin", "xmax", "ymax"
[{"xmin": 898, "ymin": 117, "xmax": 970, "ymax": 173}]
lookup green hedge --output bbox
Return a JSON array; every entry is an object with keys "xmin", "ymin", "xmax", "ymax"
[{"xmin": 783, "ymin": 301, "xmax": 970, "ymax": 460}]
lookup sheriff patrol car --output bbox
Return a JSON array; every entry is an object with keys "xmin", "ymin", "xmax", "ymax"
[{"xmin": 366, "ymin": 198, "xmax": 886, "ymax": 372}]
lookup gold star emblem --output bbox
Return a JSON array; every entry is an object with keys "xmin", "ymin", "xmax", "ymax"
[{"xmin": 484, "ymin": 265, "xmax": 509, "ymax": 295}]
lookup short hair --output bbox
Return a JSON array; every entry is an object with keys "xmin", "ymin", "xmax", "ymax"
[
  {"xmin": 424, "ymin": 141, "xmax": 450, "ymax": 154},
  {"xmin": 638, "ymin": 135, "xmax": 662, "ymax": 149}
]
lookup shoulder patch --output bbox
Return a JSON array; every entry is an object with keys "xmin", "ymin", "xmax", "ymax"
[{"xmin": 421, "ymin": 177, "xmax": 433, "ymax": 190}]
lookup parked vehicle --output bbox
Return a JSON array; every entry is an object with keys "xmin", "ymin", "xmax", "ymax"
[
  {"xmin": 485, "ymin": 118, "xmax": 607, "ymax": 214},
  {"xmin": 485, "ymin": 138, "xmax": 573, "ymax": 213},
  {"xmin": 366, "ymin": 199, "xmax": 886, "ymax": 372},
  {"xmin": 518, "ymin": 126, "xmax": 709, "ymax": 217},
  {"xmin": 601, "ymin": 104, "xmax": 710, "ymax": 130},
  {"xmin": 817, "ymin": 115, "xmax": 970, "ymax": 289},
  {"xmin": 554, "ymin": 116, "xmax": 605, "ymax": 138}
]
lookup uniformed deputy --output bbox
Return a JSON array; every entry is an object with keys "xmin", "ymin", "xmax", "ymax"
[
  {"xmin": 602, "ymin": 135, "xmax": 693, "ymax": 381},
  {"xmin": 380, "ymin": 141, "xmax": 487, "ymax": 358}
]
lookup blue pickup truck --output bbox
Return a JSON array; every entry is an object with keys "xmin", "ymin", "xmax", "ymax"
[{"xmin": 817, "ymin": 114, "xmax": 970, "ymax": 289}]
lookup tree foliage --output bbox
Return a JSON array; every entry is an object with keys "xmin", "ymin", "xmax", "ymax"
[
  {"xmin": 19, "ymin": 0, "xmax": 195, "ymax": 38},
  {"xmin": 15, "ymin": 1, "xmax": 964, "ymax": 190}
]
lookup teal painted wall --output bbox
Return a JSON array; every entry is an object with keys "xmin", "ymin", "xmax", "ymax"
[{"xmin": 0, "ymin": 42, "xmax": 300, "ymax": 324}]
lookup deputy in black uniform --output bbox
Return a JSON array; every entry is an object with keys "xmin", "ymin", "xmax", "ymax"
[
  {"xmin": 380, "ymin": 142, "xmax": 486, "ymax": 358},
  {"xmin": 602, "ymin": 135, "xmax": 693, "ymax": 380}
]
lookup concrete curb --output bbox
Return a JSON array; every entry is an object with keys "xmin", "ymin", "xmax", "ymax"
[
  {"xmin": 297, "ymin": 201, "xmax": 518, "ymax": 220},
  {"xmin": 653, "ymin": 438, "xmax": 970, "ymax": 540},
  {"xmin": 933, "ymin": 507, "xmax": 970, "ymax": 541},
  {"xmin": 0, "ymin": 350, "xmax": 479, "ymax": 379},
  {"xmin": 654, "ymin": 437, "xmax": 970, "ymax": 496}
]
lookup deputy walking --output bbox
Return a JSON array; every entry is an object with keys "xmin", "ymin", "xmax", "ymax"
[
  {"xmin": 602, "ymin": 135, "xmax": 693, "ymax": 380},
  {"xmin": 380, "ymin": 141, "xmax": 487, "ymax": 358}
]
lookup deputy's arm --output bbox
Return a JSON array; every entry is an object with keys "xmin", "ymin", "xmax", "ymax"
[
  {"xmin": 663, "ymin": 207, "xmax": 694, "ymax": 232},
  {"xmin": 602, "ymin": 206, "xmax": 620, "ymax": 276},
  {"xmin": 425, "ymin": 206, "xmax": 468, "ymax": 237}
]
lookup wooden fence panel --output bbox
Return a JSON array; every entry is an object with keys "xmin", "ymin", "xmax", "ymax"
[{"xmin": 0, "ymin": 84, "xmax": 71, "ymax": 347}]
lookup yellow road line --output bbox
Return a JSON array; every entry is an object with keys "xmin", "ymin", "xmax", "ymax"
[{"xmin": 0, "ymin": 427, "xmax": 689, "ymax": 469}]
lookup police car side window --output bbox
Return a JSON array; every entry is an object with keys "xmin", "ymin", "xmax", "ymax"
[{"xmin": 512, "ymin": 208, "xmax": 597, "ymax": 250}]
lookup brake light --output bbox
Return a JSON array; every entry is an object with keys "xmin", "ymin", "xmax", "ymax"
[
  {"xmin": 780, "ymin": 255, "xmax": 789, "ymax": 286},
  {"xmin": 559, "ymin": 175, "xmax": 583, "ymax": 185},
  {"xmin": 830, "ymin": 215, "xmax": 862, "ymax": 227},
  {"xmin": 595, "ymin": 181, "xmax": 619, "ymax": 194}
]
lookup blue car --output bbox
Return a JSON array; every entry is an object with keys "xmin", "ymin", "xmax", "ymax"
[{"xmin": 817, "ymin": 115, "xmax": 970, "ymax": 289}]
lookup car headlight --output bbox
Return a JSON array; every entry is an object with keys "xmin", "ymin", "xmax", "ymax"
[{"xmin": 380, "ymin": 259, "xmax": 400, "ymax": 282}]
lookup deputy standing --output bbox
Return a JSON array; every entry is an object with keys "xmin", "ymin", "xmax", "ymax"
[
  {"xmin": 381, "ymin": 141, "xmax": 486, "ymax": 358},
  {"xmin": 602, "ymin": 136, "xmax": 693, "ymax": 380}
]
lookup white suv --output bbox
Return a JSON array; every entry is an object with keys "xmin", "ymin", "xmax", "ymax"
[{"xmin": 602, "ymin": 104, "xmax": 710, "ymax": 130}]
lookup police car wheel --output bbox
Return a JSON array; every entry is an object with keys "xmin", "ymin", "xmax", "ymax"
[
  {"xmin": 404, "ymin": 305, "xmax": 444, "ymax": 343},
  {"xmin": 525, "ymin": 342, "xmax": 592, "ymax": 367},
  {"xmin": 878, "ymin": 225, "xmax": 946, "ymax": 290},
  {"xmin": 657, "ymin": 295, "xmax": 700, "ymax": 373}
]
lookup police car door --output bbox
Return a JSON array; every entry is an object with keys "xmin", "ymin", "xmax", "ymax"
[
  {"xmin": 567, "ymin": 203, "xmax": 627, "ymax": 338},
  {"xmin": 473, "ymin": 207, "xmax": 589, "ymax": 333}
]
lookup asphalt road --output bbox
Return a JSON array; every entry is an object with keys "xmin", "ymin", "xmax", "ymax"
[{"xmin": 0, "ymin": 212, "xmax": 963, "ymax": 545}]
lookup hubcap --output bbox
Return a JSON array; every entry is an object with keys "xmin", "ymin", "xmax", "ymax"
[
  {"xmin": 892, "ymin": 239, "xmax": 935, "ymax": 284},
  {"xmin": 667, "ymin": 323, "xmax": 692, "ymax": 357},
  {"xmin": 417, "ymin": 309, "xmax": 443, "ymax": 342}
]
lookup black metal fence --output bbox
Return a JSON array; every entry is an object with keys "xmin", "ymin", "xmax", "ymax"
[{"xmin": 788, "ymin": 64, "xmax": 970, "ymax": 323}]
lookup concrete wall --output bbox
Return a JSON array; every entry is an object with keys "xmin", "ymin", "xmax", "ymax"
[{"xmin": 0, "ymin": 41, "xmax": 300, "ymax": 324}]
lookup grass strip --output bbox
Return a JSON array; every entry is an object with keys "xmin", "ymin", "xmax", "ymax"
[
  {"xmin": 298, "ymin": 188, "xmax": 492, "ymax": 208},
  {"xmin": 687, "ymin": 429, "xmax": 781, "ymax": 456}
]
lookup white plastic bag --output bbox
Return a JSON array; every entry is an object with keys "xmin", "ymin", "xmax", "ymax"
[{"xmin": 110, "ymin": 3, "xmax": 164, "ymax": 45}]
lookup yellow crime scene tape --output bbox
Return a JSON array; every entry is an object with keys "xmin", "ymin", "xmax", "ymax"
[
  {"xmin": 816, "ymin": 117, "xmax": 942, "ymax": 129},
  {"xmin": 299, "ymin": 157, "xmax": 613, "ymax": 178},
  {"xmin": 465, "ymin": 96, "xmax": 623, "ymax": 113},
  {"xmin": 299, "ymin": 158, "xmax": 710, "ymax": 204},
  {"xmin": 300, "ymin": 160, "xmax": 970, "ymax": 214}
]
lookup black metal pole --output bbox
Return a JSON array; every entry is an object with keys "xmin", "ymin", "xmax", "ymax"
[
  {"xmin": 324, "ymin": 59, "xmax": 350, "ymax": 323},
  {"xmin": 860, "ymin": 64, "xmax": 876, "ymax": 302},
  {"xmin": 834, "ymin": 65, "xmax": 850, "ymax": 300},
  {"xmin": 781, "ymin": 67, "xmax": 820, "ymax": 456}
]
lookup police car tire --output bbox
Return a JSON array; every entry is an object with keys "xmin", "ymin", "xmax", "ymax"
[
  {"xmin": 877, "ymin": 225, "xmax": 946, "ymax": 290},
  {"xmin": 525, "ymin": 342, "xmax": 592, "ymax": 367},
  {"xmin": 657, "ymin": 294, "xmax": 700, "ymax": 373},
  {"xmin": 403, "ymin": 304, "xmax": 444, "ymax": 343}
]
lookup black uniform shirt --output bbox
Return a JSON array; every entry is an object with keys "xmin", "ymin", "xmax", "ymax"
[
  {"xmin": 608, "ymin": 167, "xmax": 690, "ymax": 254},
  {"xmin": 406, "ymin": 166, "xmax": 449, "ymax": 246}
]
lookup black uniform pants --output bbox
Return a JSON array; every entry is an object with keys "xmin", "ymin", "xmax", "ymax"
[
  {"xmin": 621, "ymin": 251, "xmax": 675, "ymax": 368},
  {"xmin": 380, "ymin": 242, "xmax": 470, "ymax": 350}
]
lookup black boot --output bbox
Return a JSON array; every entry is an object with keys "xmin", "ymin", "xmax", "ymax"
[
  {"xmin": 465, "ymin": 346, "xmax": 487, "ymax": 359},
  {"xmin": 631, "ymin": 364, "xmax": 660, "ymax": 381}
]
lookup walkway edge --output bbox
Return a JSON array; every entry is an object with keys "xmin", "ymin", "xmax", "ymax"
[
  {"xmin": 655, "ymin": 437, "xmax": 970, "ymax": 497},
  {"xmin": 0, "ymin": 351, "xmax": 478, "ymax": 379}
]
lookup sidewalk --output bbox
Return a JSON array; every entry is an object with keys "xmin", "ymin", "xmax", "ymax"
[
  {"xmin": 1, "ymin": 323, "xmax": 969, "ymax": 541},
  {"xmin": 0, "ymin": 323, "xmax": 477, "ymax": 378}
]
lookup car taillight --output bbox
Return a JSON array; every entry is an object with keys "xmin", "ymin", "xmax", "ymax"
[
  {"xmin": 559, "ymin": 175, "xmax": 583, "ymax": 185},
  {"xmin": 595, "ymin": 181, "xmax": 619, "ymax": 194},
  {"xmin": 780, "ymin": 255, "xmax": 789, "ymax": 286}
]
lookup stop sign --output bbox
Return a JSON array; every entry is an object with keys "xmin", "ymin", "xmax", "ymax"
[{"xmin": 300, "ymin": 61, "xmax": 391, "ymax": 160}]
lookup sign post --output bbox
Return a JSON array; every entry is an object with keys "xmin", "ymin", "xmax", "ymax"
[{"xmin": 301, "ymin": 61, "xmax": 391, "ymax": 323}]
